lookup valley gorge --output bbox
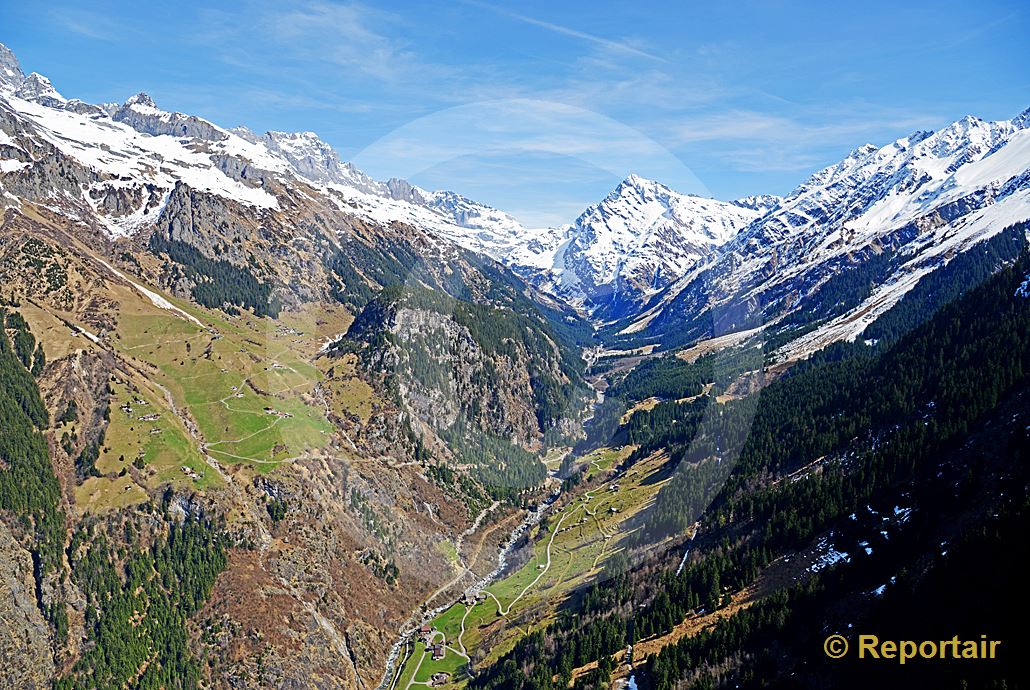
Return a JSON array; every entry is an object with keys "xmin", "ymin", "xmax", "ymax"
[{"xmin": 1, "ymin": 32, "xmax": 1029, "ymax": 690}]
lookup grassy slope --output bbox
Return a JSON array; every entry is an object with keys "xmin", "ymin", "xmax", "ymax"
[{"xmin": 23, "ymin": 266, "xmax": 371, "ymax": 512}]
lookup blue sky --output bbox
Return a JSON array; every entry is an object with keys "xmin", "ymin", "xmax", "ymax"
[{"xmin": 3, "ymin": 0, "xmax": 1028, "ymax": 225}]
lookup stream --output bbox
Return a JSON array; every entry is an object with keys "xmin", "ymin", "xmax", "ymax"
[
  {"xmin": 376, "ymin": 489, "xmax": 561, "ymax": 690},
  {"xmin": 376, "ymin": 368, "xmax": 606, "ymax": 690}
]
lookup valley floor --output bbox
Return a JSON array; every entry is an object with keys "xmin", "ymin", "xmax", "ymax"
[{"xmin": 389, "ymin": 445, "xmax": 674, "ymax": 690}]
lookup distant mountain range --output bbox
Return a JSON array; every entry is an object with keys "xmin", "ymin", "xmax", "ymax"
[
  {"xmin": 2, "ymin": 40, "xmax": 1029, "ymax": 360},
  {"xmin": 615, "ymin": 108, "xmax": 1030, "ymax": 355}
]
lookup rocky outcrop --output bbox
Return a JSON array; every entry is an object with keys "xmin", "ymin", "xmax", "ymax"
[
  {"xmin": 0, "ymin": 42, "xmax": 24, "ymax": 90},
  {"xmin": 390, "ymin": 306, "xmax": 541, "ymax": 447},
  {"xmin": 209, "ymin": 153, "xmax": 275, "ymax": 186},
  {"xmin": 152, "ymin": 181, "xmax": 264, "ymax": 267},
  {"xmin": 0, "ymin": 522, "xmax": 54, "ymax": 690},
  {"xmin": 112, "ymin": 92, "xmax": 227, "ymax": 141},
  {"xmin": 14, "ymin": 73, "xmax": 66, "ymax": 108},
  {"xmin": 88, "ymin": 181, "xmax": 164, "ymax": 218},
  {"xmin": 347, "ymin": 282, "xmax": 585, "ymax": 457}
]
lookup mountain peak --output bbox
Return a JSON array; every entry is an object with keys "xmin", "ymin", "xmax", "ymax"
[
  {"xmin": 124, "ymin": 92, "xmax": 158, "ymax": 109},
  {"xmin": 0, "ymin": 42, "xmax": 24, "ymax": 89},
  {"xmin": 849, "ymin": 143, "xmax": 878, "ymax": 159},
  {"xmin": 385, "ymin": 177, "xmax": 426, "ymax": 204},
  {"xmin": 732, "ymin": 194, "xmax": 782, "ymax": 214},
  {"xmin": 617, "ymin": 174, "xmax": 669, "ymax": 195},
  {"xmin": 260, "ymin": 129, "xmax": 373, "ymax": 188},
  {"xmin": 621, "ymin": 173, "xmax": 651, "ymax": 187},
  {"xmin": 550, "ymin": 172, "xmax": 764, "ymax": 316},
  {"xmin": 14, "ymin": 72, "xmax": 66, "ymax": 104},
  {"xmin": 267, "ymin": 130, "xmax": 323, "ymax": 143}
]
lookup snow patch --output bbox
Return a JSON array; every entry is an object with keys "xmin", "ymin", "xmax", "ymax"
[
  {"xmin": 94, "ymin": 256, "xmax": 204, "ymax": 327},
  {"xmin": 808, "ymin": 535, "xmax": 851, "ymax": 572}
]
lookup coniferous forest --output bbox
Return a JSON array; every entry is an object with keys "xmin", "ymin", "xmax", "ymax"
[{"xmin": 468, "ymin": 250, "xmax": 1030, "ymax": 690}]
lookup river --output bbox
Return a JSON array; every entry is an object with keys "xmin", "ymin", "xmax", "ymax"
[
  {"xmin": 376, "ymin": 369, "xmax": 605, "ymax": 690},
  {"xmin": 376, "ymin": 488, "xmax": 562, "ymax": 690}
]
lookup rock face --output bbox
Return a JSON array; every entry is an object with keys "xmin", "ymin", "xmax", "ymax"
[
  {"xmin": 346, "ymin": 282, "xmax": 585, "ymax": 456},
  {"xmin": 88, "ymin": 180, "xmax": 164, "ymax": 218},
  {"xmin": 390, "ymin": 306, "xmax": 542, "ymax": 447},
  {"xmin": 14, "ymin": 72, "xmax": 66, "ymax": 108},
  {"xmin": 0, "ymin": 42, "xmax": 23, "ymax": 89},
  {"xmin": 0, "ymin": 522, "xmax": 54, "ymax": 690},
  {"xmin": 112, "ymin": 92, "xmax": 227, "ymax": 141}
]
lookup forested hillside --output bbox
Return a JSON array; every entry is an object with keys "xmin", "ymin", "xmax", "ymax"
[
  {"xmin": 0, "ymin": 306, "xmax": 229, "ymax": 689},
  {"xmin": 469, "ymin": 250, "xmax": 1030, "ymax": 690},
  {"xmin": 0, "ymin": 307, "xmax": 64, "ymax": 575},
  {"xmin": 341, "ymin": 277, "xmax": 592, "ymax": 499}
]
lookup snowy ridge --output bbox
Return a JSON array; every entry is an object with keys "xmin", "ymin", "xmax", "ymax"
[
  {"xmin": 2, "ymin": 40, "xmax": 1027, "ymax": 361},
  {"xmin": 0, "ymin": 42, "xmax": 771, "ymax": 316},
  {"xmin": 626, "ymin": 107, "xmax": 1030, "ymax": 356},
  {"xmin": 0, "ymin": 42, "xmax": 534, "ymax": 248},
  {"xmin": 2, "ymin": 93, "xmax": 283, "ymax": 224}
]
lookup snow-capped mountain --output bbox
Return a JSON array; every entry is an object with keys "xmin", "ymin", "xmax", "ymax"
[
  {"xmin": 0, "ymin": 42, "xmax": 533, "ymax": 250},
  {"xmin": 0, "ymin": 49, "xmax": 761, "ymax": 322},
  {"xmin": 0, "ymin": 41, "xmax": 780, "ymax": 323},
  {"xmin": 623, "ymin": 108, "xmax": 1030, "ymax": 356},
  {"xmin": 3, "ymin": 39, "xmax": 1028, "ymax": 360},
  {"xmin": 508, "ymin": 175, "xmax": 771, "ymax": 318}
]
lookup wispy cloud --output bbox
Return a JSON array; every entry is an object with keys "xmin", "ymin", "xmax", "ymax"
[
  {"xmin": 907, "ymin": 11, "xmax": 1021, "ymax": 55},
  {"xmin": 49, "ymin": 8, "xmax": 133, "ymax": 41},
  {"xmin": 192, "ymin": 1, "xmax": 452, "ymax": 87},
  {"xmin": 465, "ymin": 0, "xmax": 666, "ymax": 63},
  {"xmin": 667, "ymin": 105, "xmax": 943, "ymax": 172},
  {"xmin": 267, "ymin": 2, "xmax": 424, "ymax": 82}
]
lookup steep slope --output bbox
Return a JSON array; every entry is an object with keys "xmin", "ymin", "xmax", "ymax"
[
  {"xmin": 469, "ymin": 243, "xmax": 1030, "ymax": 690},
  {"xmin": 617, "ymin": 108, "xmax": 1030, "ymax": 354}
]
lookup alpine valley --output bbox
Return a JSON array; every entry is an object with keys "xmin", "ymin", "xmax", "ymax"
[{"xmin": 1, "ymin": 39, "xmax": 1029, "ymax": 690}]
